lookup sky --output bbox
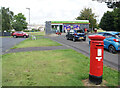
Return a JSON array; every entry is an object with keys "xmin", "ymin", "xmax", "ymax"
[{"xmin": 1, "ymin": 0, "xmax": 113, "ymax": 25}]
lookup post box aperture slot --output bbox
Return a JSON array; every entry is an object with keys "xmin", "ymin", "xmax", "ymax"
[{"xmin": 96, "ymin": 45, "xmax": 103, "ymax": 46}]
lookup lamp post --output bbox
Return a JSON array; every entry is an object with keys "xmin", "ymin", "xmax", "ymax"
[{"xmin": 26, "ymin": 8, "xmax": 30, "ymax": 24}]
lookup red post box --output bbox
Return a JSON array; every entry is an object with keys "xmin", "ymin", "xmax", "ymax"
[{"xmin": 88, "ymin": 35, "xmax": 105, "ymax": 85}]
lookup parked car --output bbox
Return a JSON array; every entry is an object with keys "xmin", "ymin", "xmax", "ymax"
[
  {"xmin": 66, "ymin": 29, "xmax": 86, "ymax": 42},
  {"xmin": 56, "ymin": 30, "xmax": 61, "ymax": 35},
  {"xmin": 12, "ymin": 31, "xmax": 29, "ymax": 38},
  {"xmin": 89, "ymin": 32, "xmax": 120, "ymax": 53}
]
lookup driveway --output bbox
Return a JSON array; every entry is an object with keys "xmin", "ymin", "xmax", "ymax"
[
  {"xmin": 46, "ymin": 34, "xmax": 119, "ymax": 71},
  {"xmin": 1, "ymin": 37, "xmax": 26, "ymax": 54}
]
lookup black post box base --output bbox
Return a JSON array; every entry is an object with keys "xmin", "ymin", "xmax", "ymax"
[{"xmin": 89, "ymin": 74, "xmax": 102, "ymax": 85}]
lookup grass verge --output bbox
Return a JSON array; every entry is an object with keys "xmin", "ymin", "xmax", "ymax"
[
  {"xmin": 12, "ymin": 38, "xmax": 62, "ymax": 49},
  {"xmin": 26, "ymin": 31, "xmax": 45, "ymax": 36},
  {"xmin": 2, "ymin": 49, "xmax": 119, "ymax": 86},
  {"xmin": 97, "ymin": 29, "xmax": 106, "ymax": 32}
]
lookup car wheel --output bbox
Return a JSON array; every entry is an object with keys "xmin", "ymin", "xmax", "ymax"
[
  {"xmin": 24, "ymin": 35, "xmax": 27, "ymax": 38},
  {"xmin": 13, "ymin": 35, "xmax": 17, "ymax": 38},
  {"xmin": 82, "ymin": 38, "xmax": 86, "ymax": 41},
  {"xmin": 66, "ymin": 36, "xmax": 69, "ymax": 40},
  {"xmin": 108, "ymin": 45, "xmax": 117, "ymax": 54},
  {"xmin": 73, "ymin": 37, "xmax": 76, "ymax": 42}
]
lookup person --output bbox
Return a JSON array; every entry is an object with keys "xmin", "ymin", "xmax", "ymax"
[
  {"xmin": 56, "ymin": 29, "xmax": 58, "ymax": 34},
  {"xmin": 78, "ymin": 25, "xmax": 80, "ymax": 30},
  {"xmin": 84, "ymin": 28, "xmax": 88, "ymax": 34},
  {"xmin": 94, "ymin": 28, "xmax": 97, "ymax": 33},
  {"xmin": 66, "ymin": 26, "xmax": 70, "ymax": 33}
]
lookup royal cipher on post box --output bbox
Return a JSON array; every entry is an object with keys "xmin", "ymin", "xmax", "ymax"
[{"xmin": 88, "ymin": 35, "xmax": 105, "ymax": 85}]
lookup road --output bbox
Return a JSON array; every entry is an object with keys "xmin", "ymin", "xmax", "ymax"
[
  {"xmin": 47, "ymin": 34, "xmax": 119, "ymax": 71},
  {"xmin": 0, "ymin": 37, "xmax": 25, "ymax": 54}
]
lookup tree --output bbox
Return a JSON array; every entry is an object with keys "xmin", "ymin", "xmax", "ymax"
[
  {"xmin": 1, "ymin": 7, "xmax": 14, "ymax": 34},
  {"xmin": 12, "ymin": 13, "xmax": 28, "ymax": 31},
  {"xmin": 99, "ymin": 8, "xmax": 120, "ymax": 32},
  {"xmin": 76, "ymin": 8, "xmax": 97, "ymax": 29},
  {"xmin": 92, "ymin": 0, "xmax": 120, "ymax": 9},
  {"xmin": 99, "ymin": 11, "xmax": 115, "ymax": 31},
  {"xmin": 0, "ymin": 8, "xmax": 2, "ymax": 32},
  {"xmin": 113, "ymin": 8, "xmax": 120, "ymax": 32}
]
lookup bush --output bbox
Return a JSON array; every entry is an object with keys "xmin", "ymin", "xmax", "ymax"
[{"xmin": 24, "ymin": 30, "xmax": 30, "ymax": 32}]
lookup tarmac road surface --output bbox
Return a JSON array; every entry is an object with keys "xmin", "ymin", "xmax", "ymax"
[
  {"xmin": 47, "ymin": 34, "xmax": 119, "ymax": 71},
  {"xmin": 1, "ymin": 37, "xmax": 26, "ymax": 54}
]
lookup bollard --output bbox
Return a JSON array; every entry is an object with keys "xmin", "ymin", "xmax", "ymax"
[{"xmin": 88, "ymin": 35, "xmax": 105, "ymax": 85}]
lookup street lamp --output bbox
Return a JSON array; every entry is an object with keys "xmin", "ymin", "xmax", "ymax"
[{"xmin": 26, "ymin": 8, "xmax": 30, "ymax": 24}]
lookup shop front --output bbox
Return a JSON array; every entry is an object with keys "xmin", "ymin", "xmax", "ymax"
[{"xmin": 45, "ymin": 20, "xmax": 89, "ymax": 35}]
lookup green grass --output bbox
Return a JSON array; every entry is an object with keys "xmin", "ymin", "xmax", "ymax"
[
  {"xmin": 12, "ymin": 38, "xmax": 62, "ymax": 49},
  {"xmin": 26, "ymin": 31, "xmax": 45, "ymax": 36},
  {"xmin": 97, "ymin": 29, "xmax": 106, "ymax": 32},
  {"xmin": 2, "ymin": 49, "xmax": 119, "ymax": 86}
]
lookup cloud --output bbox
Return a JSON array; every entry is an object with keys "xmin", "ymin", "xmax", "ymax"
[{"xmin": 1, "ymin": 0, "xmax": 113, "ymax": 24}]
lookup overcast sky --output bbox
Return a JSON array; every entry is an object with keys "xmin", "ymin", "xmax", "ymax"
[{"xmin": 1, "ymin": 0, "xmax": 113, "ymax": 24}]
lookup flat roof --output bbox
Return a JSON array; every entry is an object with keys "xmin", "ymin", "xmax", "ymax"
[{"xmin": 51, "ymin": 20, "xmax": 89, "ymax": 24}]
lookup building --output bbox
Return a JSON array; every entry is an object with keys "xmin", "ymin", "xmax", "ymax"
[
  {"xmin": 27, "ymin": 24, "xmax": 45, "ymax": 31},
  {"xmin": 45, "ymin": 20, "xmax": 89, "ymax": 35}
]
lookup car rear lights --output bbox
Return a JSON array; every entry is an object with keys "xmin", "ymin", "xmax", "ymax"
[{"xmin": 113, "ymin": 39, "xmax": 119, "ymax": 42}]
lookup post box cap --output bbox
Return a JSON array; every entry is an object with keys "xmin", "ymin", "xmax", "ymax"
[{"xmin": 88, "ymin": 35, "xmax": 105, "ymax": 40}]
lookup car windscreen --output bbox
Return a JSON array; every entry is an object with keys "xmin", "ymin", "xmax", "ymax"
[
  {"xmin": 76, "ymin": 30, "xmax": 84, "ymax": 33},
  {"xmin": 98, "ymin": 32, "xmax": 105, "ymax": 35},
  {"xmin": 16, "ymin": 32, "xmax": 23, "ymax": 33},
  {"xmin": 115, "ymin": 33, "xmax": 120, "ymax": 38}
]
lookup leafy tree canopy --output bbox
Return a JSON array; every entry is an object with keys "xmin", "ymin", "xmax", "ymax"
[
  {"xmin": 0, "ymin": 8, "xmax": 2, "ymax": 32},
  {"xmin": 92, "ymin": 0, "xmax": 120, "ymax": 9},
  {"xmin": 99, "ymin": 8, "xmax": 120, "ymax": 32},
  {"xmin": 12, "ymin": 13, "xmax": 28, "ymax": 31},
  {"xmin": 76, "ymin": 8, "xmax": 97, "ymax": 28},
  {"xmin": 113, "ymin": 8, "xmax": 120, "ymax": 32},
  {"xmin": 99, "ymin": 11, "xmax": 115, "ymax": 31},
  {"xmin": 1, "ymin": 7, "xmax": 14, "ymax": 33}
]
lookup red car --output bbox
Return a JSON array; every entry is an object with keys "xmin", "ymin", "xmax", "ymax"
[
  {"xmin": 56, "ymin": 32, "xmax": 61, "ymax": 35},
  {"xmin": 12, "ymin": 31, "xmax": 29, "ymax": 38}
]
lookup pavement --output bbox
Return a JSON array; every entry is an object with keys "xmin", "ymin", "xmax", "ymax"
[
  {"xmin": 1, "ymin": 37, "xmax": 70, "ymax": 54},
  {"xmin": 5, "ymin": 46, "xmax": 70, "ymax": 54}
]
